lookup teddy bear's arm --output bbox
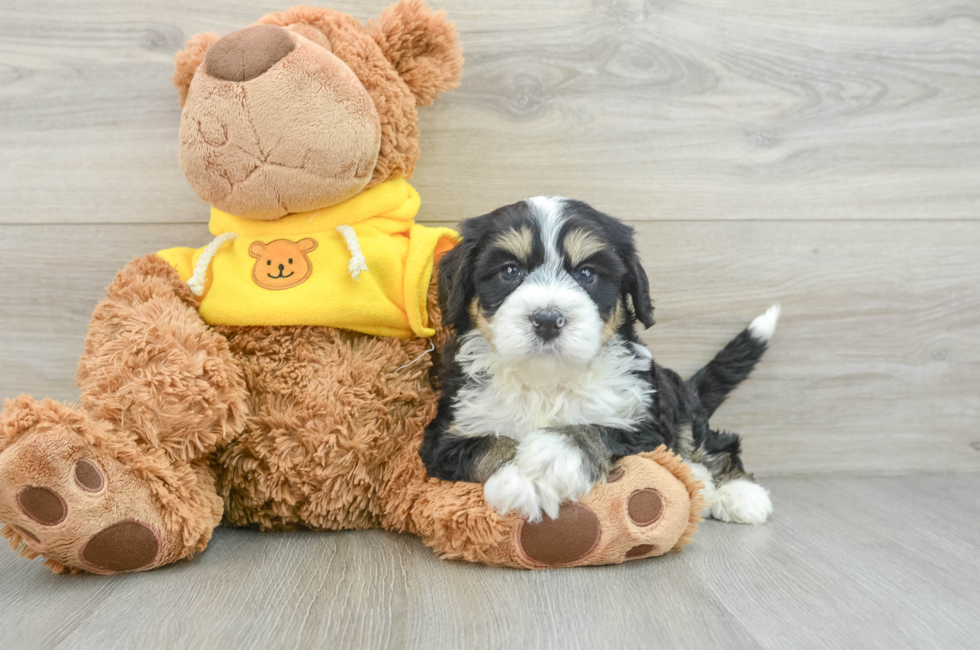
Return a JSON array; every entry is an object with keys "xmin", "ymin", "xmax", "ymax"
[
  {"xmin": 76, "ymin": 254, "xmax": 247, "ymax": 463},
  {"xmin": 407, "ymin": 448, "xmax": 703, "ymax": 569},
  {"xmin": 156, "ymin": 246, "xmax": 199, "ymax": 284}
]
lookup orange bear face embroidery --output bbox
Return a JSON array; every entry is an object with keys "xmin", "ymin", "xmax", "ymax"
[{"xmin": 249, "ymin": 238, "xmax": 318, "ymax": 290}]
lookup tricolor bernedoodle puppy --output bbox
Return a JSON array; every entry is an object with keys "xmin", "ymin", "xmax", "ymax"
[{"xmin": 421, "ymin": 197, "xmax": 780, "ymax": 525}]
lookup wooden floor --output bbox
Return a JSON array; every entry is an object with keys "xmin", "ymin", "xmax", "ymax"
[
  {"xmin": 1, "ymin": 475, "xmax": 977, "ymax": 649},
  {"xmin": 1, "ymin": 0, "xmax": 979, "ymax": 648}
]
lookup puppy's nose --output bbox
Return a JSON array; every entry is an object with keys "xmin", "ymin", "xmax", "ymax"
[
  {"xmin": 205, "ymin": 25, "xmax": 296, "ymax": 82},
  {"xmin": 278, "ymin": 263, "xmax": 285, "ymax": 272},
  {"xmin": 531, "ymin": 309, "xmax": 565, "ymax": 341}
]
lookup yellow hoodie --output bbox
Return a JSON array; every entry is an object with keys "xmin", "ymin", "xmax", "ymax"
[{"xmin": 157, "ymin": 178, "xmax": 457, "ymax": 339}]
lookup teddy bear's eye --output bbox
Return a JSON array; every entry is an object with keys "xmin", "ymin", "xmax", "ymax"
[
  {"xmin": 288, "ymin": 258, "xmax": 293, "ymax": 264},
  {"xmin": 267, "ymin": 260, "xmax": 271, "ymax": 266}
]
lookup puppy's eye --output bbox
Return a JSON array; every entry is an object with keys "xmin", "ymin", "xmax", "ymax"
[
  {"xmin": 267, "ymin": 260, "xmax": 272, "ymax": 266},
  {"xmin": 288, "ymin": 258, "xmax": 293, "ymax": 264},
  {"xmin": 500, "ymin": 264, "xmax": 523, "ymax": 282},
  {"xmin": 576, "ymin": 266, "xmax": 596, "ymax": 284}
]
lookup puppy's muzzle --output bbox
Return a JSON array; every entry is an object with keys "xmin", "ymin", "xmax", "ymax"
[{"xmin": 531, "ymin": 308, "xmax": 565, "ymax": 341}]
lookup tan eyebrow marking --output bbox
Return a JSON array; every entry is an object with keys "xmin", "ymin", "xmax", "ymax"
[
  {"xmin": 563, "ymin": 228, "xmax": 606, "ymax": 266},
  {"xmin": 494, "ymin": 226, "xmax": 534, "ymax": 262}
]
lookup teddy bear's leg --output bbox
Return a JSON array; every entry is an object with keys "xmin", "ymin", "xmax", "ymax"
[
  {"xmin": 0, "ymin": 255, "xmax": 246, "ymax": 573},
  {"xmin": 0, "ymin": 396, "xmax": 223, "ymax": 574},
  {"xmin": 405, "ymin": 447, "xmax": 704, "ymax": 569}
]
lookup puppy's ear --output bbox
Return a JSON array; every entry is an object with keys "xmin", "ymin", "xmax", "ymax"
[
  {"xmin": 438, "ymin": 214, "xmax": 496, "ymax": 331},
  {"xmin": 623, "ymin": 249, "xmax": 655, "ymax": 328},
  {"xmin": 437, "ymin": 238, "xmax": 474, "ymax": 332},
  {"xmin": 370, "ymin": 0, "xmax": 464, "ymax": 107},
  {"xmin": 591, "ymin": 208, "xmax": 655, "ymax": 329},
  {"xmin": 173, "ymin": 31, "xmax": 220, "ymax": 107}
]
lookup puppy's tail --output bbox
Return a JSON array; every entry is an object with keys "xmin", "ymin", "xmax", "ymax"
[{"xmin": 687, "ymin": 305, "xmax": 780, "ymax": 417}]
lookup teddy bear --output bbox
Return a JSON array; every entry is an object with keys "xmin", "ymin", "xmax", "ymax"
[{"xmin": 0, "ymin": 1, "xmax": 702, "ymax": 574}]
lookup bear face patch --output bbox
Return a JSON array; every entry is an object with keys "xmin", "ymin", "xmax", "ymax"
[{"xmin": 249, "ymin": 238, "xmax": 318, "ymax": 290}]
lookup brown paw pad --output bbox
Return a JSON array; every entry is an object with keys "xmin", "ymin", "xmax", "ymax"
[
  {"xmin": 74, "ymin": 458, "xmax": 105, "ymax": 492},
  {"xmin": 17, "ymin": 487, "xmax": 67, "ymax": 526},
  {"xmin": 518, "ymin": 503, "xmax": 601, "ymax": 566},
  {"xmin": 607, "ymin": 466, "xmax": 625, "ymax": 483},
  {"xmin": 10, "ymin": 524, "xmax": 40, "ymax": 544},
  {"xmin": 628, "ymin": 488, "xmax": 664, "ymax": 526},
  {"xmin": 625, "ymin": 544, "xmax": 656, "ymax": 559},
  {"xmin": 81, "ymin": 520, "xmax": 161, "ymax": 573}
]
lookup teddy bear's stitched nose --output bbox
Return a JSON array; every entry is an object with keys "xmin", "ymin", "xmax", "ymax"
[{"xmin": 205, "ymin": 24, "xmax": 295, "ymax": 82}]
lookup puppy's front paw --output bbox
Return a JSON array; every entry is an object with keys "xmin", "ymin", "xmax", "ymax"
[
  {"xmin": 517, "ymin": 430, "xmax": 595, "ymax": 504},
  {"xmin": 484, "ymin": 463, "xmax": 547, "ymax": 522},
  {"xmin": 484, "ymin": 430, "xmax": 601, "ymax": 523}
]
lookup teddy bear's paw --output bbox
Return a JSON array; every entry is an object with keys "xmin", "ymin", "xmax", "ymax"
[
  {"xmin": 509, "ymin": 452, "xmax": 701, "ymax": 568},
  {"xmin": 0, "ymin": 399, "xmax": 180, "ymax": 574}
]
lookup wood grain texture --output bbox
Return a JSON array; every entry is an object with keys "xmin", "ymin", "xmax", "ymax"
[
  {"xmin": 633, "ymin": 220, "xmax": 980, "ymax": 476},
  {"xmin": 1, "ymin": 475, "xmax": 978, "ymax": 649},
  {"xmin": 2, "ymin": 220, "xmax": 977, "ymax": 476},
  {"xmin": 2, "ymin": 2, "xmax": 979, "ymax": 647},
  {"xmin": 1, "ymin": 0, "xmax": 978, "ymax": 224}
]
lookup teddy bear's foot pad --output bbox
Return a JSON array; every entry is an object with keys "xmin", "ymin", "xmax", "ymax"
[
  {"xmin": 518, "ymin": 503, "xmax": 601, "ymax": 565},
  {"xmin": 514, "ymin": 483, "xmax": 672, "ymax": 566},
  {"xmin": 17, "ymin": 485, "xmax": 67, "ymax": 525},
  {"xmin": 13, "ymin": 478, "xmax": 161, "ymax": 572},
  {"xmin": 80, "ymin": 520, "xmax": 161, "ymax": 572},
  {"xmin": 506, "ymin": 452, "xmax": 700, "ymax": 568},
  {"xmin": 0, "ymin": 404, "xmax": 172, "ymax": 574}
]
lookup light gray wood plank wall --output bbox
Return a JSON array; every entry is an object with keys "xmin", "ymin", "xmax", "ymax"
[
  {"xmin": 2, "ymin": 0, "xmax": 979, "ymax": 224},
  {"xmin": 1, "ymin": 0, "xmax": 979, "ymax": 477}
]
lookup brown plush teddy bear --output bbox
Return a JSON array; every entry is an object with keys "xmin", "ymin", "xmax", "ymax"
[{"xmin": 0, "ymin": 1, "xmax": 702, "ymax": 574}]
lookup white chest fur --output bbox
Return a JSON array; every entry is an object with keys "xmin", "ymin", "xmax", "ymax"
[{"xmin": 452, "ymin": 333, "xmax": 654, "ymax": 440}]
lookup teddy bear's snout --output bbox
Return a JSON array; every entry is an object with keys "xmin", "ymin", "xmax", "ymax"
[{"xmin": 205, "ymin": 24, "xmax": 295, "ymax": 82}]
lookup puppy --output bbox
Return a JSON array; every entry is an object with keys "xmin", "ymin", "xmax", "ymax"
[{"xmin": 421, "ymin": 196, "xmax": 778, "ymax": 525}]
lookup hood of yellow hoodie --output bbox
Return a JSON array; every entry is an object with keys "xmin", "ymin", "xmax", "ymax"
[
  {"xmin": 208, "ymin": 177, "xmax": 423, "ymax": 237},
  {"xmin": 156, "ymin": 178, "xmax": 457, "ymax": 338}
]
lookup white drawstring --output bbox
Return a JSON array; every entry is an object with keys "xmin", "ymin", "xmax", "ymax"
[
  {"xmin": 395, "ymin": 339, "xmax": 436, "ymax": 372},
  {"xmin": 187, "ymin": 232, "xmax": 239, "ymax": 297},
  {"xmin": 336, "ymin": 224, "xmax": 368, "ymax": 280}
]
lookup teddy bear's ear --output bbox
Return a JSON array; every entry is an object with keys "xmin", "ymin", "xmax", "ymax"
[
  {"xmin": 369, "ymin": 0, "xmax": 464, "ymax": 107},
  {"xmin": 173, "ymin": 31, "xmax": 220, "ymax": 107}
]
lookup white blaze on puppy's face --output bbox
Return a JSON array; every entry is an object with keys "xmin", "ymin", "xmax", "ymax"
[
  {"xmin": 491, "ymin": 266, "xmax": 604, "ymax": 366},
  {"xmin": 489, "ymin": 196, "xmax": 605, "ymax": 367}
]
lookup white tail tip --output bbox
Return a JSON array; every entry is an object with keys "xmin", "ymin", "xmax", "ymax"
[{"xmin": 748, "ymin": 304, "xmax": 781, "ymax": 342}]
